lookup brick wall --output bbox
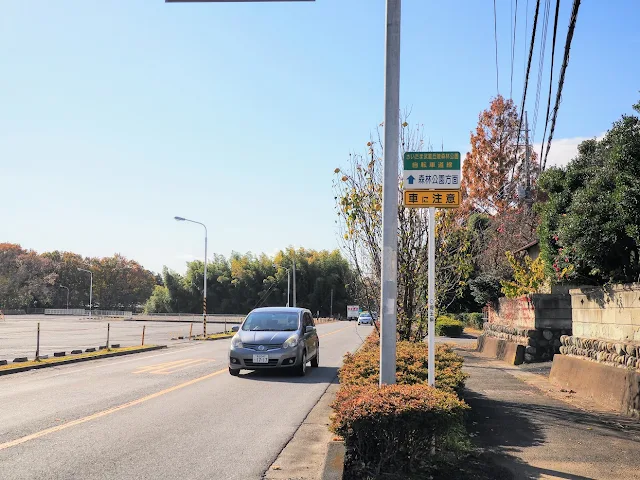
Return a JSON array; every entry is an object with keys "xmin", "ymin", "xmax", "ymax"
[{"xmin": 488, "ymin": 294, "xmax": 572, "ymax": 330}]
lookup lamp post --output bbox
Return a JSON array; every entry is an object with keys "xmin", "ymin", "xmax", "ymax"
[
  {"xmin": 59, "ymin": 285, "xmax": 70, "ymax": 310},
  {"xmin": 274, "ymin": 264, "xmax": 291, "ymax": 307},
  {"xmin": 175, "ymin": 216, "xmax": 208, "ymax": 336},
  {"xmin": 77, "ymin": 268, "xmax": 93, "ymax": 318}
]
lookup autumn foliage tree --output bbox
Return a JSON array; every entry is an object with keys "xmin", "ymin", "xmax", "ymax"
[
  {"xmin": 456, "ymin": 96, "xmax": 541, "ymax": 309},
  {"xmin": 0, "ymin": 244, "xmax": 156, "ymax": 311},
  {"xmin": 461, "ymin": 95, "xmax": 537, "ymax": 214}
]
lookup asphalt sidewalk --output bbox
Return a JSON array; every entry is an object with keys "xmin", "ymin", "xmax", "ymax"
[{"xmin": 460, "ymin": 348, "xmax": 640, "ymax": 479}]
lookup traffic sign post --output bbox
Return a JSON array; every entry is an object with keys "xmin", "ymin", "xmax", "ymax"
[{"xmin": 402, "ymin": 152, "xmax": 461, "ymax": 388}]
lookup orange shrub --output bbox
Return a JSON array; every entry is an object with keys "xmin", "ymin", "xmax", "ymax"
[{"xmin": 331, "ymin": 383, "xmax": 469, "ymax": 477}]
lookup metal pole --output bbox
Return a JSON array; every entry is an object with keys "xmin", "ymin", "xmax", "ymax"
[
  {"xmin": 142, "ymin": 325, "xmax": 146, "ymax": 346},
  {"xmin": 428, "ymin": 207, "xmax": 436, "ymax": 387},
  {"xmin": 189, "ymin": 322, "xmax": 193, "ymax": 340},
  {"xmin": 66, "ymin": 289, "xmax": 69, "ymax": 310},
  {"xmin": 379, "ymin": 0, "xmax": 401, "ymax": 386},
  {"xmin": 107, "ymin": 323, "xmax": 110, "ymax": 350},
  {"xmin": 36, "ymin": 322, "xmax": 40, "ymax": 361},
  {"xmin": 292, "ymin": 256, "xmax": 297, "ymax": 307},
  {"xmin": 89, "ymin": 272, "xmax": 93, "ymax": 318},
  {"xmin": 287, "ymin": 268, "xmax": 290, "ymax": 307},
  {"xmin": 203, "ymin": 226, "xmax": 208, "ymax": 337},
  {"xmin": 330, "ymin": 288, "xmax": 333, "ymax": 318}
]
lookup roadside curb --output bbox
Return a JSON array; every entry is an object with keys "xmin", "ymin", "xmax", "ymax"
[
  {"xmin": 322, "ymin": 439, "xmax": 346, "ymax": 480},
  {"xmin": 0, "ymin": 345, "xmax": 167, "ymax": 376},
  {"xmin": 192, "ymin": 334, "xmax": 234, "ymax": 341}
]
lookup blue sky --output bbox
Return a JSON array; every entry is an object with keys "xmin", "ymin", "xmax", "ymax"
[{"xmin": 2, "ymin": 1, "xmax": 638, "ymax": 274}]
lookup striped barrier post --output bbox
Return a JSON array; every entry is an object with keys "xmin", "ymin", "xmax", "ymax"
[{"xmin": 203, "ymin": 298, "xmax": 207, "ymax": 337}]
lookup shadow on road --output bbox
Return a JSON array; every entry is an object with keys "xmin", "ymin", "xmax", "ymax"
[{"xmin": 238, "ymin": 366, "xmax": 338, "ymax": 384}]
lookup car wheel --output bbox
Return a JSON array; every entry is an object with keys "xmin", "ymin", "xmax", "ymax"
[
  {"xmin": 229, "ymin": 367, "xmax": 240, "ymax": 376},
  {"xmin": 311, "ymin": 348, "xmax": 319, "ymax": 368},
  {"xmin": 295, "ymin": 351, "xmax": 307, "ymax": 376}
]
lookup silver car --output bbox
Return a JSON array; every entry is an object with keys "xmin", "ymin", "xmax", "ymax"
[{"xmin": 228, "ymin": 307, "xmax": 319, "ymax": 376}]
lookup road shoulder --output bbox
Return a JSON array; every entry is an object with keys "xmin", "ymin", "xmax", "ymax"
[{"xmin": 264, "ymin": 381, "xmax": 341, "ymax": 480}]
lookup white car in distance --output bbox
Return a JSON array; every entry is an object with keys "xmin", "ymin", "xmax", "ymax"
[{"xmin": 357, "ymin": 312, "xmax": 373, "ymax": 326}]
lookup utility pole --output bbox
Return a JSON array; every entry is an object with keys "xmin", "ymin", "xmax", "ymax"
[
  {"xmin": 287, "ymin": 268, "xmax": 291, "ymax": 307},
  {"xmin": 292, "ymin": 254, "xmax": 297, "ymax": 308},
  {"xmin": 525, "ymin": 111, "xmax": 530, "ymax": 194},
  {"xmin": 379, "ymin": 0, "xmax": 401, "ymax": 386},
  {"xmin": 330, "ymin": 288, "xmax": 334, "ymax": 318}
]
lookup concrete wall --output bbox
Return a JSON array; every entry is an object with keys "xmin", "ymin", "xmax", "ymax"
[
  {"xmin": 488, "ymin": 294, "xmax": 572, "ymax": 331},
  {"xmin": 570, "ymin": 284, "xmax": 640, "ymax": 342}
]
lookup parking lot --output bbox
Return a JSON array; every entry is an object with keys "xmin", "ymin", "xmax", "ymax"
[{"xmin": 0, "ymin": 315, "xmax": 242, "ymax": 361}]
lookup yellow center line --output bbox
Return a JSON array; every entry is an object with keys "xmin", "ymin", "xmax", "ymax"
[
  {"xmin": 319, "ymin": 324, "xmax": 354, "ymax": 338},
  {"xmin": 132, "ymin": 358, "xmax": 202, "ymax": 374},
  {"xmin": 152, "ymin": 359, "xmax": 215, "ymax": 375},
  {"xmin": 0, "ymin": 367, "xmax": 227, "ymax": 452},
  {"xmin": 0, "ymin": 324, "xmax": 355, "ymax": 452}
]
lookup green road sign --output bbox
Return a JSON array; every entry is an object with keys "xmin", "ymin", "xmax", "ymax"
[{"xmin": 403, "ymin": 151, "xmax": 462, "ymax": 190}]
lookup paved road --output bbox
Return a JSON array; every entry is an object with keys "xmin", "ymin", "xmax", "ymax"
[
  {"xmin": 0, "ymin": 322, "xmax": 368, "ymax": 480},
  {"xmin": 0, "ymin": 315, "xmax": 238, "ymax": 361}
]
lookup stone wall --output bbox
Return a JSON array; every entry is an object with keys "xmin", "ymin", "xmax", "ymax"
[
  {"xmin": 559, "ymin": 335, "xmax": 640, "ymax": 370},
  {"xmin": 483, "ymin": 323, "xmax": 570, "ymax": 362},
  {"xmin": 570, "ymin": 284, "xmax": 640, "ymax": 342}
]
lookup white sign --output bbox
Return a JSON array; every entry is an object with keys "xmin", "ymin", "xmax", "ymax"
[
  {"xmin": 402, "ymin": 171, "xmax": 461, "ymax": 189},
  {"xmin": 403, "ymin": 151, "xmax": 462, "ymax": 191},
  {"xmin": 346, "ymin": 305, "xmax": 360, "ymax": 319}
]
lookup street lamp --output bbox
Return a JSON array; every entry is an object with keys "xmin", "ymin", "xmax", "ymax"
[
  {"xmin": 59, "ymin": 285, "xmax": 70, "ymax": 310},
  {"xmin": 175, "ymin": 216, "xmax": 208, "ymax": 336},
  {"xmin": 274, "ymin": 264, "xmax": 291, "ymax": 307},
  {"xmin": 77, "ymin": 268, "xmax": 93, "ymax": 318}
]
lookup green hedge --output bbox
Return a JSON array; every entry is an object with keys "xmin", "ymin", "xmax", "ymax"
[
  {"xmin": 448, "ymin": 312, "xmax": 485, "ymax": 330},
  {"xmin": 332, "ymin": 330, "xmax": 470, "ymax": 478},
  {"xmin": 331, "ymin": 384, "xmax": 469, "ymax": 479},
  {"xmin": 435, "ymin": 316, "xmax": 464, "ymax": 337}
]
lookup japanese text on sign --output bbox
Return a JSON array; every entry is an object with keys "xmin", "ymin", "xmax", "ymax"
[{"xmin": 403, "ymin": 190, "xmax": 460, "ymax": 208}]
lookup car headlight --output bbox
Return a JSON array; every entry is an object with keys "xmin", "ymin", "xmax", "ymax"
[
  {"xmin": 231, "ymin": 336, "xmax": 243, "ymax": 350},
  {"xmin": 282, "ymin": 335, "xmax": 299, "ymax": 349}
]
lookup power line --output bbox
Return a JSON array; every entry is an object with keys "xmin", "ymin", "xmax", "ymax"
[
  {"xmin": 542, "ymin": 0, "xmax": 581, "ymax": 171},
  {"xmin": 510, "ymin": 0, "xmax": 519, "ymax": 99},
  {"xmin": 523, "ymin": 0, "xmax": 529, "ymax": 78},
  {"xmin": 515, "ymin": 0, "xmax": 541, "ymax": 166},
  {"xmin": 493, "ymin": 0, "xmax": 500, "ymax": 94},
  {"xmin": 539, "ymin": 0, "xmax": 562, "ymax": 170},
  {"xmin": 532, "ymin": 0, "xmax": 551, "ymax": 142}
]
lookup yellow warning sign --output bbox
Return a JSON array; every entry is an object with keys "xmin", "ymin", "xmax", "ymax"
[{"xmin": 403, "ymin": 189, "xmax": 460, "ymax": 208}]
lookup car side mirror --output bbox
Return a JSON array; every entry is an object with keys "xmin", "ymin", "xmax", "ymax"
[
  {"xmin": 232, "ymin": 325, "xmax": 240, "ymax": 332},
  {"xmin": 305, "ymin": 326, "xmax": 315, "ymax": 334}
]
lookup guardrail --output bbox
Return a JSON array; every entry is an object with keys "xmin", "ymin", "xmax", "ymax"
[
  {"xmin": 45, "ymin": 309, "xmax": 86, "ymax": 316},
  {"xmin": 43, "ymin": 309, "xmax": 133, "ymax": 318}
]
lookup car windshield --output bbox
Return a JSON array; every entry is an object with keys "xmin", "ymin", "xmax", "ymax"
[{"xmin": 242, "ymin": 311, "xmax": 300, "ymax": 331}]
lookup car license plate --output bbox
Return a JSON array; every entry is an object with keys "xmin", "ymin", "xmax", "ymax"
[{"xmin": 253, "ymin": 354, "xmax": 269, "ymax": 364}]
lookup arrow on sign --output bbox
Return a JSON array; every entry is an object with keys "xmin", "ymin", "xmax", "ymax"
[{"xmin": 407, "ymin": 175, "xmax": 415, "ymax": 185}]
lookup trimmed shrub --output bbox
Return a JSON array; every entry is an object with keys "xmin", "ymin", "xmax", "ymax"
[
  {"xmin": 331, "ymin": 384, "xmax": 469, "ymax": 478},
  {"xmin": 338, "ymin": 335, "xmax": 467, "ymax": 395},
  {"xmin": 467, "ymin": 312, "xmax": 484, "ymax": 329},
  {"xmin": 435, "ymin": 316, "xmax": 464, "ymax": 338}
]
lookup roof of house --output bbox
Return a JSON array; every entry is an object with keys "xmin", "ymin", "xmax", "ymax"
[{"xmin": 513, "ymin": 240, "xmax": 540, "ymax": 254}]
